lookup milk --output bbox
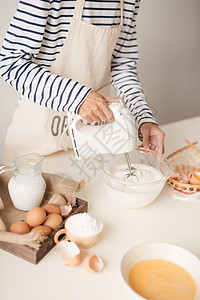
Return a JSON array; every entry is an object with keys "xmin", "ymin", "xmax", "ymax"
[{"xmin": 8, "ymin": 174, "xmax": 46, "ymax": 211}]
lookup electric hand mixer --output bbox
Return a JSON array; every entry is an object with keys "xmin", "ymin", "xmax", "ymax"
[{"xmin": 61, "ymin": 98, "xmax": 137, "ymax": 178}]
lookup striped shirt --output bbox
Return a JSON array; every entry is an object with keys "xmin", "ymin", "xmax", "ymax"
[{"xmin": 0, "ymin": 0, "xmax": 157, "ymax": 134}]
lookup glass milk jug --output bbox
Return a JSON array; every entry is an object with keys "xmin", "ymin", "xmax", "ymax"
[{"xmin": 0, "ymin": 153, "xmax": 46, "ymax": 211}]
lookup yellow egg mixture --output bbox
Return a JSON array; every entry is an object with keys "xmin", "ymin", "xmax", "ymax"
[{"xmin": 128, "ymin": 259, "xmax": 197, "ymax": 300}]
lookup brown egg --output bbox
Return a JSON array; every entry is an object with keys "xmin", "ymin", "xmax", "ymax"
[
  {"xmin": 48, "ymin": 193, "xmax": 67, "ymax": 206},
  {"xmin": 43, "ymin": 203, "xmax": 61, "ymax": 215},
  {"xmin": 43, "ymin": 213, "xmax": 63, "ymax": 229},
  {"xmin": 26, "ymin": 207, "xmax": 46, "ymax": 227},
  {"xmin": 31, "ymin": 225, "xmax": 52, "ymax": 236},
  {"xmin": 10, "ymin": 221, "xmax": 31, "ymax": 234}
]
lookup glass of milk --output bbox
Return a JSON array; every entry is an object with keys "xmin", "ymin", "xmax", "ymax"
[{"xmin": 0, "ymin": 153, "xmax": 46, "ymax": 211}]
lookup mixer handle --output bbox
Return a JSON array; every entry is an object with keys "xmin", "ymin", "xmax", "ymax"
[
  {"xmin": 60, "ymin": 112, "xmax": 74, "ymax": 152},
  {"xmin": 60, "ymin": 96, "xmax": 126, "ymax": 152},
  {"xmin": 60, "ymin": 113, "xmax": 83, "ymax": 152}
]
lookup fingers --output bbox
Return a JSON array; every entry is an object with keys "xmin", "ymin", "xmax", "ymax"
[
  {"xmin": 81, "ymin": 115, "xmax": 93, "ymax": 124},
  {"xmin": 157, "ymin": 145, "xmax": 165, "ymax": 157},
  {"xmin": 141, "ymin": 126, "xmax": 150, "ymax": 150},
  {"xmin": 140, "ymin": 123, "xmax": 165, "ymax": 156},
  {"xmin": 150, "ymin": 144, "xmax": 157, "ymax": 152},
  {"xmin": 100, "ymin": 102, "xmax": 114, "ymax": 121},
  {"xmin": 156, "ymin": 126, "xmax": 165, "ymax": 156},
  {"xmin": 103, "ymin": 96, "xmax": 119, "ymax": 103},
  {"xmin": 102, "ymin": 96, "xmax": 119, "ymax": 121},
  {"xmin": 78, "ymin": 91, "xmax": 117, "ymax": 123},
  {"xmin": 95, "ymin": 109, "xmax": 107, "ymax": 122},
  {"xmin": 156, "ymin": 134, "xmax": 165, "ymax": 156}
]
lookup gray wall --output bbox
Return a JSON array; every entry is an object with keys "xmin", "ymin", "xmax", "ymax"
[
  {"xmin": 137, "ymin": 0, "xmax": 200, "ymax": 125},
  {"xmin": 0, "ymin": 0, "xmax": 200, "ymax": 161}
]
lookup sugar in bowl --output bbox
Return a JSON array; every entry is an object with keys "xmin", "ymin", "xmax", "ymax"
[
  {"xmin": 0, "ymin": 153, "xmax": 46, "ymax": 211},
  {"xmin": 54, "ymin": 213, "xmax": 103, "ymax": 249}
]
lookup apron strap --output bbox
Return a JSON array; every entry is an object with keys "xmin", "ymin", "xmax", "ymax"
[
  {"xmin": 73, "ymin": 0, "xmax": 124, "ymax": 24},
  {"xmin": 73, "ymin": 0, "xmax": 85, "ymax": 20},
  {"xmin": 119, "ymin": 0, "xmax": 124, "ymax": 26}
]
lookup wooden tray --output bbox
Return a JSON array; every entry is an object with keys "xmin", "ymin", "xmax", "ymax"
[{"xmin": 0, "ymin": 171, "xmax": 88, "ymax": 264}]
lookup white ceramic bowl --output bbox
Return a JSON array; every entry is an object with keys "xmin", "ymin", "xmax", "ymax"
[
  {"xmin": 100, "ymin": 147, "xmax": 172, "ymax": 208},
  {"xmin": 120, "ymin": 242, "xmax": 200, "ymax": 300}
]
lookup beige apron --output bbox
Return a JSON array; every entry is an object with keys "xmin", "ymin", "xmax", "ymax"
[{"xmin": 5, "ymin": 0, "xmax": 123, "ymax": 164}]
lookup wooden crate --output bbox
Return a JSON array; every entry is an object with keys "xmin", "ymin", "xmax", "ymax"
[{"xmin": 0, "ymin": 171, "xmax": 88, "ymax": 264}]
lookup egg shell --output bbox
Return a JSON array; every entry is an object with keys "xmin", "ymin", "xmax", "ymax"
[
  {"xmin": 60, "ymin": 204, "xmax": 72, "ymax": 218},
  {"xmin": 177, "ymin": 173, "xmax": 190, "ymax": 184},
  {"xmin": 10, "ymin": 221, "xmax": 31, "ymax": 234},
  {"xmin": 26, "ymin": 207, "xmax": 46, "ymax": 227},
  {"xmin": 83, "ymin": 254, "xmax": 104, "ymax": 273},
  {"xmin": 43, "ymin": 213, "xmax": 63, "ymax": 229},
  {"xmin": 171, "ymin": 171, "xmax": 180, "ymax": 180},
  {"xmin": 56, "ymin": 240, "xmax": 81, "ymax": 267},
  {"xmin": 43, "ymin": 203, "xmax": 61, "ymax": 215},
  {"xmin": 31, "ymin": 225, "xmax": 52, "ymax": 236},
  {"xmin": 194, "ymin": 172, "xmax": 200, "ymax": 179},
  {"xmin": 48, "ymin": 193, "xmax": 67, "ymax": 206},
  {"xmin": 190, "ymin": 174, "xmax": 200, "ymax": 185}
]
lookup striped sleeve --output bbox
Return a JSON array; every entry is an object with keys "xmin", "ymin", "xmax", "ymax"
[
  {"xmin": 111, "ymin": 0, "xmax": 158, "ymax": 140},
  {"xmin": 0, "ymin": 0, "xmax": 91, "ymax": 113}
]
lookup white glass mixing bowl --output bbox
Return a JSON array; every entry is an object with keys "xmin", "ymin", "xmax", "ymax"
[{"xmin": 100, "ymin": 147, "xmax": 172, "ymax": 208}]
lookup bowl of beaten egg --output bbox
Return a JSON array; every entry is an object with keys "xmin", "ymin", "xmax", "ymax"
[{"xmin": 120, "ymin": 242, "xmax": 200, "ymax": 300}]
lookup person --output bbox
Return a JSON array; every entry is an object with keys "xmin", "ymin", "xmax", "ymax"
[{"xmin": 0, "ymin": 0, "xmax": 165, "ymax": 163}]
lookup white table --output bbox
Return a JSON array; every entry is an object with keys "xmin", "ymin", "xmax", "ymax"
[{"xmin": 1, "ymin": 116, "xmax": 200, "ymax": 300}]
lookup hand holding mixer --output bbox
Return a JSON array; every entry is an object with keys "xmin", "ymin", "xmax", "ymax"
[{"xmin": 61, "ymin": 97, "xmax": 138, "ymax": 179}]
